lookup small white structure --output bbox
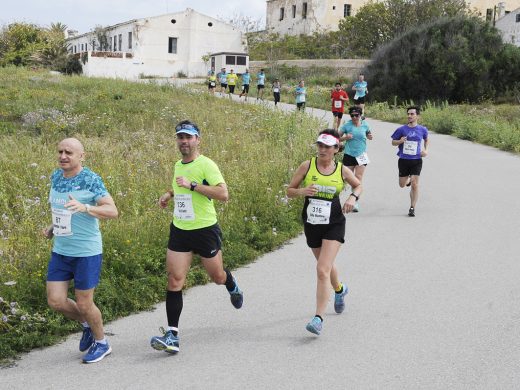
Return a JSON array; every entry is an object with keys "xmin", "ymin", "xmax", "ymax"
[
  {"xmin": 210, "ymin": 52, "xmax": 249, "ymax": 74},
  {"xmin": 66, "ymin": 8, "xmax": 247, "ymax": 79},
  {"xmin": 495, "ymin": 7, "xmax": 520, "ymax": 46}
]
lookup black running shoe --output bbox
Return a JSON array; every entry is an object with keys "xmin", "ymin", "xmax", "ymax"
[{"xmin": 408, "ymin": 207, "xmax": 415, "ymax": 217}]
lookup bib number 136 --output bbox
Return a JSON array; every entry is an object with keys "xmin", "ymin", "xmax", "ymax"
[{"xmin": 174, "ymin": 194, "xmax": 195, "ymax": 220}]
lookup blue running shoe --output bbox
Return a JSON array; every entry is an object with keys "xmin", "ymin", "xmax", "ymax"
[
  {"xmin": 229, "ymin": 278, "xmax": 243, "ymax": 309},
  {"xmin": 79, "ymin": 326, "xmax": 94, "ymax": 352},
  {"xmin": 334, "ymin": 284, "xmax": 349, "ymax": 314},
  {"xmin": 82, "ymin": 342, "xmax": 111, "ymax": 364},
  {"xmin": 306, "ymin": 316, "xmax": 323, "ymax": 335},
  {"xmin": 150, "ymin": 329, "xmax": 179, "ymax": 354}
]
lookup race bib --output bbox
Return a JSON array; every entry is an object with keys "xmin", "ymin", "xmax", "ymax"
[
  {"xmin": 210, "ymin": 82, "xmax": 215, "ymax": 87},
  {"xmin": 356, "ymin": 152, "xmax": 370, "ymax": 165},
  {"xmin": 306, "ymin": 199, "xmax": 331, "ymax": 225},
  {"xmin": 334, "ymin": 100, "xmax": 342, "ymax": 109},
  {"xmin": 273, "ymin": 88, "xmax": 280, "ymax": 93},
  {"xmin": 403, "ymin": 140, "xmax": 418, "ymax": 155},
  {"xmin": 354, "ymin": 93, "xmax": 360, "ymax": 100},
  {"xmin": 174, "ymin": 194, "xmax": 195, "ymax": 220},
  {"xmin": 51, "ymin": 207, "xmax": 73, "ymax": 236},
  {"xmin": 300, "ymin": 95, "xmax": 306, "ymax": 102}
]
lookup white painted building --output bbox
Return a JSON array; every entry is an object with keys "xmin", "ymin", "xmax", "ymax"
[
  {"xmin": 66, "ymin": 8, "xmax": 247, "ymax": 79},
  {"xmin": 495, "ymin": 7, "xmax": 520, "ymax": 45},
  {"xmin": 266, "ymin": 0, "xmax": 520, "ymax": 36}
]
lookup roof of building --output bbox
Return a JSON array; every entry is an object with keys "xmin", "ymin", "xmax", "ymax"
[{"xmin": 66, "ymin": 8, "xmax": 234, "ymax": 41}]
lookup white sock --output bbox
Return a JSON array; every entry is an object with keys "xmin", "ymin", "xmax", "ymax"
[
  {"xmin": 81, "ymin": 321, "xmax": 89, "ymax": 328},
  {"xmin": 95, "ymin": 338, "xmax": 107, "ymax": 345},
  {"xmin": 167, "ymin": 326, "xmax": 179, "ymax": 333}
]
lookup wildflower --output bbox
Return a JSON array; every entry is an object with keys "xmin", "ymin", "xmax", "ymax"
[
  {"xmin": 2, "ymin": 315, "xmax": 7, "ymax": 322},
  {"xmin": 11, "ymin": 308, "xmax": 17, "ymax": 315},
  {"xmin": 30, "ymin": 163, "xmax": 38, "ymax": 168},
  {"xmin": 40, "ymin": 175, "xmax": 46, "ymax": 180},
  {"xmin": 20, "ymin": 316, "xmax": 27, "ymax": 321},
  {"xmin": 10, "ymin": 302, "xmax": 17, "ymax": 308},
  {"xmin": 251, "ymin": 216, "xmax": 257, "ymax": 222}
]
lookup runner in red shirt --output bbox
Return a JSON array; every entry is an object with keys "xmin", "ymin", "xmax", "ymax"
[{"xmin": 331, "ymin": 83, "xmax": 349, "ymax": 131}]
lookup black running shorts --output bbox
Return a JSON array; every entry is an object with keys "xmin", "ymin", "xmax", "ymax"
[
  {"xmin": 398, "ymin": 158, "xmax": 423, "ymax": 177},
  {"xmin": 168, "ymin": 223, "xmax": 223, "ymax": 258}
]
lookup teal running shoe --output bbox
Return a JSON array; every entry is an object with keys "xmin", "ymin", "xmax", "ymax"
[
  {"xmin": 334, "ymin": 284, "xmax": 349, "ymax": 314},
  {"xmin": 305, "ymin": 316, "xmax": 323, "ymax": 335}
]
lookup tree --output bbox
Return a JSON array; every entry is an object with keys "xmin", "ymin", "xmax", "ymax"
[
  {"xmin": 338, "ymin": 0, "xmax": 471, "ymax": 57},
  {"xmin": 220, "ymin": 12, "xmax": 264, "ymax": 33},
  {"xmin": 30, "ymin": 22, "xmax": 69, "ymax": 69},
  {"xmin": 365, "ymin": 16, "xmax": 505, "ymax": 103},
  {"xmin": 0, "ymin": 22, "xmax": 46, "ymax": 66}
]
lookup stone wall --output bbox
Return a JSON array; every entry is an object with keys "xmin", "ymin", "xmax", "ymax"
[{"xmin": 249, "ymin": 59, "xmax": 370, "ymax": 79}]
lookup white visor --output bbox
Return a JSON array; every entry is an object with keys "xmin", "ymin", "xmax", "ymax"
[{"xmin": 316, "ymin": 133, "xmax": 339, "ymax": 146}]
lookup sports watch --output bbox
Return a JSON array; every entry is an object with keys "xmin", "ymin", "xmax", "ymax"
[{"xmin": 190, "ymin": 181, "xmax": 198, "ymax": 191}]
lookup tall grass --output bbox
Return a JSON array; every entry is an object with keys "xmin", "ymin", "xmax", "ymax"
[
  {"xmin": 0, "ymin": 66, "xmax": 323, "ymax": 361},
  {"xmin": 368, "ymin": 101, "xmax": 520, "ymax": 153}
]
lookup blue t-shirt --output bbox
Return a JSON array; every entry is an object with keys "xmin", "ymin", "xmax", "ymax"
[
  {"xmin": 295, "ymin": 87, "xmax": 306, "ymax": 103},
  {"xmin": 256, "ymin": 72, "xmax": 265, "ymax": 85},
  {"xmin": 48, "ymin": 167, "xmax": 109, "ymax": 257},
  {"xmin": 340, "ymin": 120, "xmax": 372, "ymax": 157},
  {"xmin": 391, "ymin": 124, "xmax": 429, "ymax": 159},
  {"xmin": 242, "ymin": 73, "xmax": 251, "ymax": 85},
  {"xmin": 218, "ymin": 72, "xmax": 227, "ymax": 83},
  {"xmin": 353, "ymin": 81, "xmax": 368, "ymax": 98}
]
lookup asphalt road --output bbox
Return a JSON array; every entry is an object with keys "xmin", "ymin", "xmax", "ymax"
[{"xmin": 3, "ymin": 95, "xmax": 520, "ymax": 390}]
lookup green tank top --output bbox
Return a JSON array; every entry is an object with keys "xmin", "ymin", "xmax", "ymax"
[{"xmin": 303, "ymin": 157, "xmax": 344, "ymax": 200}]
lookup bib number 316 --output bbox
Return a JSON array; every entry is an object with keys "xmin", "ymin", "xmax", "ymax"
[{"xmin": 306, "ymin": 199, "xmax": 331, "ymax": 225}]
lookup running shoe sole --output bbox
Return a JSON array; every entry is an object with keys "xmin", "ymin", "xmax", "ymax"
[
  {"xmin": 83, "ymin": 346, "xmax": 112, "ymax": 364},
  {"xmin": 150, "ymin": 337, "xmax": 179, "ymax": 354}
]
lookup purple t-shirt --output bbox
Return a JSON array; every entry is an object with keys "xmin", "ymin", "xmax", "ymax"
[{"xmin": 391, "ymin": 124, "xmax": 428, "ymax": 159}]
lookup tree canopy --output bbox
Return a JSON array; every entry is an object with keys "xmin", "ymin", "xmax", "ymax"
[{"xmin": 364, "ymin": 16, "xmax": 520, "ymax": 103}]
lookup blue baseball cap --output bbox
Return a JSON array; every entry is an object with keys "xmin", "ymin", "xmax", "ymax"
[{"xmin": 175, "ymin": 122, "xmax": 200, "ymax": 136}]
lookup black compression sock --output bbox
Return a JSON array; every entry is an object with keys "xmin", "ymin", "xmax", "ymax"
[
  {"xmin": 166, "ymin": 290, "xmax": 183, "ymax": 334},
  {"xmin": 224, "ymin": 269, "xmax": 236, "ymax": 292}
]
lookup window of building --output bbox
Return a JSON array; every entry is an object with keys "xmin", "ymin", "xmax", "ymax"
[
  {"xmin": 516, "ymin": 13, "xmax": 520, "ymax": 22},
  {"xmin": 280, "ymin": 7, "xmax": 285, "ymax": 21},
  {"xmin": 226, "ymin": 56, "xmax": 236, "ymax": 65},
  {"xmin": 333, "ymin": 6, "xmax": 336, "ymax": 10},
  {"xmin": 344, "ymin": 4, "xmax": 352, "ymax": 17},
  {"xmin": 303, "ymin": 3, "xmax": 307, "ymax": 19},
  {"xmin": 113, "ymin": 36, "xmax": 117, "ymax": 51},
  {"xmin": 237, "ymin": 56, "xmax": 246, "ymax": 65},
  {"xmin": 128, "ymin": 32, "xmax": 132, "ymax": 49},
  {"xmin": 486, "ymin": 8, "xmax": 493, "ymax": 21},
  {"xmin": 168, "ymin": 37, "xmax": 178, "ymax": 54},
  {"xmin": 118, "ymin": 34, "xmax": 122, "ymax": 52},
  {"xmin": 292, "ymin": 5, "xmax": 296, "ymax": 18}
]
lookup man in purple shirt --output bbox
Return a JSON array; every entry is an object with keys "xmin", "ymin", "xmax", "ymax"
[{"xmin": 391, "ymin": 106, "xmax": 429, "ymax": 217}]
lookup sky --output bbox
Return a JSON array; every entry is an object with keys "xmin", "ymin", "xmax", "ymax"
[{"xmin": 1, "ymin": 0, "xmax": 266, "ymax": 33}]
